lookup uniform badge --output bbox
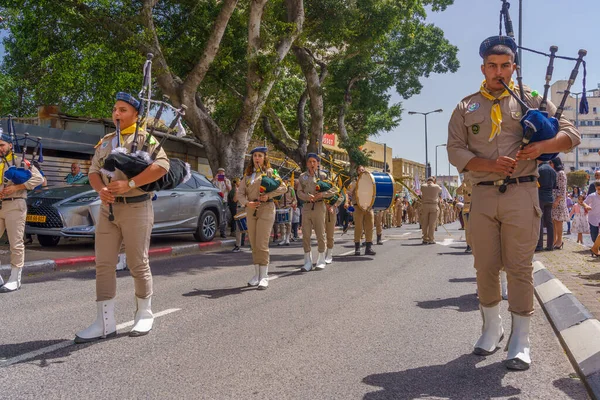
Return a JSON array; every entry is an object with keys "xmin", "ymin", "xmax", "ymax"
[
  {"xmin": 467, "ymin": 102, "xmax": 480, "ymax": 113},
  {"xmin": 515, "ymin": 111, "xmax": 522, "ymax": 118},
  {"xmin": 101, "ymin": 141, "xmax": 109, "ymax": 149},
  {"xmin": 472, "ymin": 124, "xmax": 480, "ymax": 135}
]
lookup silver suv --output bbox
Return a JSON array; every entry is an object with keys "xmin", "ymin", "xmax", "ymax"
[{"xmin": 25, "ymin": 172, "xmax": 227, "ymax": 246}]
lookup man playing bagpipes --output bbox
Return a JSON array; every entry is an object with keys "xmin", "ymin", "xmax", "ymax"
[
  {"xmin": 0, "ymin": 132, "xmax": 44, "ymax": 293},
  {"xmin": 297, "ymin": 153, "xmax": 337, "ymax": 271},
  {"xmin": 275, "ymin": 177, "xmax": 297, "ymax": 247},
  {"xmin": 447, "ymin": 35, "xmax": 581, "ymax": 370},
  {"xmin": 75, "ymin": 92, "xmax": 170, "ymax": 343}
]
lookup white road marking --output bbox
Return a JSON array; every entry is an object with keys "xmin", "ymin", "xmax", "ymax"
[{"xmin": 0, "ymin": 308, "xmax": 181, "ymax": 367}]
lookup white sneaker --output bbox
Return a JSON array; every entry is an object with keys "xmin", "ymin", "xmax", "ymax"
[
  {"xmin": 0, "ymin": 267, "xmax": 22, "ymax": 293},
  {"xmin": 248, "ymin": 264, "xmax": 260, "ymax": 287},
  {"xmin": 74, "ymin": 299, "xmax": 117, "ymax": 343},
  {"xmin": 315, "ymin": 252, "xmax": 326, "ymax": 270},
  {"xmin": 130, "ymin": 296, "xmax": 154, "ymax": 336},
  {"xmin": 325, "ymin": 248, "xmax": 333, "ymax": 264},
  {"xmin": 473, "ymin": 304, "xmax": 504, "ymax": 355},
  {"xmin": 302, "ymin": 252, "xmax": 313, "ymax": 272}
]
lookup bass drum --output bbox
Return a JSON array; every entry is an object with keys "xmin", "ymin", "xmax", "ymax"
[{"xmin": 356, "ymin": 171, "xmax": 394, "ymax": 211}]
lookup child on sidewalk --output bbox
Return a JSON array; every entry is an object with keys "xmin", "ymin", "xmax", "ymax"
[
  {"xmin": 570, "ymin": 194, "xmax": 591, "ymax": 244},
  {"xmin": 291, "ymin": 206, "xmax": 300, "ymax": 240}
]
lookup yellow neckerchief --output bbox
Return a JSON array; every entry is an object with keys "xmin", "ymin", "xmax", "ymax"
[
  {"xmin": 479, "ymin": 79, "xmax": 514, "ymax": 142},
  {"xmin": 0, "ymin": 152, "xmax": 15, "ymax": 180}
]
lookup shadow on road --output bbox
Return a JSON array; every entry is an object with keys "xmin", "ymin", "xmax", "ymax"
[
  {"xmin": 362, "ymin": 354, "xmax": 519, "ymax": 400},
  {"xmin": 437, "ymin": 251, "xmax": 471, "ymax": 256},
  {"xmin": 182, "ymin": 286, "xmax": 253, "ymax": 299},
  {"xmin": 416, "ymin": 293, "xmax": 478, "ymax": 313}
]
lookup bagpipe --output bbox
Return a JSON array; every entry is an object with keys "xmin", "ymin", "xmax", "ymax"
[
  {"xmin": 495, "ymin": 0, "xmax": 588, "ymax": 192},
  {"xmin": 100, "ymin": 54, "xmax": 192, "ymax": 196}
]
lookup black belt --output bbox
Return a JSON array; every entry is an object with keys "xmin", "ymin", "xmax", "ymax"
[
  {"xmin": 0, "ymin": 197, "xmax": 26, "ymax": 201},
  {"xmin": 478, "ymin": 175, "xmax": 537, "ymax": 192},
  {"xmin": 113, "ymin": 194, "xmax": 151, "ymax": 204},
  {"xmin": 252, "ymin": 199, "xmax": 274, "ymax": 203}
]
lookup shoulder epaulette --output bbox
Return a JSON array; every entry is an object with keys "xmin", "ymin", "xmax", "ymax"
[
  {"xmin": 95, "ymin": 132, "xmax": 116, "ymax": 148},
  {"xmin": 459, "ymin": 91, "xmax": 481, "ymax": 104}
]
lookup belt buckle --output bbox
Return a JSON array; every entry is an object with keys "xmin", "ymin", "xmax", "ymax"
[{"xmin": 493, "ymin": 179, "xmax": 505, "ymax": 186}]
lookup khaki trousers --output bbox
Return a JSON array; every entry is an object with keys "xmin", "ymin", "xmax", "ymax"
[
  {"xmin": 0, "ymin": 199, "xmax": 27, "ymax": 269},
  {"xmin": 96, "ymin": 200, "xmax": 154, "ymax": 301},
  {"xmin": 247, "ymin": 202, "xmax": 275, "ymax": 265},
  {"xmin": 302, "ymin": 202, "xmax": 327, "ymax": 253},
  {"xmin": 470, "ymin": 182, "xmax": 540, "ymax": 316},
  {"xmin": 462, "ymin": 210, "xmax": 471, "ymax": 246},
  {"xmin": 420, "ymin": 205, "xmax": 438, "ymax": 242},
  {"xmin": 353, "ymin": 206, "xmax": 374, "ymax": 243},
  {"xmin": 395, "ymin": 209, "xmax": 402, "ymax": 226},
  {"xmin": 375, "ymin": 211, "xmax": 383, "ymax": 235},
  {"xmin": 325, "ymin": 207, "xmax": 336, "ymax": 249}
]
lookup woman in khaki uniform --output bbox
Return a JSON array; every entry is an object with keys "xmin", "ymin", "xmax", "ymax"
[
  {"xmin": 75, "ymin": 92, "xmax": 170, "ymax": 343},
  {"xmin": 238, "ymin": 147, "xmax": 287, "ymax": 290}
]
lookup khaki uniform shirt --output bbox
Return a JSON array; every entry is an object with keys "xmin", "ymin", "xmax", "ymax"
[
  {"xmin": 89, "ymin": 129, "xmax": 170, "ymax": 197},
  {"xmin": 456, "ymin": 178, "xmax": 473, "ymax": 213},
  {"xmin": 297, "ymin": 171, "xmax": 337, "ymax": 202},
  {"xmin": 0, "ymin": 155, "xmax": 44, "ymax": 197},
  {"xmin": 277, "ymin": 186, "xmax": 297, "ymax": 209},
  {"xmin": 447, "ymin": 86, "xmax": 580, "ymax": 185},
  {"xmin": 238, "ymin": 168, "xmax": 287, "ymax": 206},
  {"xmin": 421, "ymin": 182, "xmax": 442, "ymax": 206}
]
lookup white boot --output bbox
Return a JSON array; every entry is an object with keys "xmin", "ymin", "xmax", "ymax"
[
  {"xmin": 504, "ymin": 313, "xmax": 531, "ymax": 370},
  {"xmin": 500, "ymin": 270, "xmax": 508, "ymax": 300},
  {"xmin": 315, "ymin": 252, "xmax": 326, "ymax": 270},
  {"xmin": 130, "ymin": 296, "xmax": 154, "ymax": 337},
  {"xmin": 74, "ymin": 299, "xmax": 117, "ymax": 343},
  {"xmin": 284, "ymin": 233, "xmax": 290, "ymax": 246},
  {"xmin": 302, "ymin": 252, "xmax": 313, "ymax": 272},
  {"xmin": 116, "ymin": 253, "xmax": 128, "ymax": 271},
  {"xmin": 0, "ymin": 274, "xmax": 4, "ymax": 287},
  {"xmin": 0, "ymin": 267, "xmax": 22, "ymax": 293},
  {"xmin": 247, "ymin": 264, "xmax": 260, "ymax": 287},
  {"xmin": 473, "ymin": 304, "xmax": 504, "ymax": 355},
  {"xmin": 257, "ymin": 265, "xmax": 269, "ymax": 290},
  {"xmin": 325, "ymin": 248, "xmax": 333, "ymax": 264}
]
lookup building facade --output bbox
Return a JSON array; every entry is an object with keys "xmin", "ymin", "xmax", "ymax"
[{"xmin": 392, "ymin": 158, "xmax": 426, "ymax": 189}]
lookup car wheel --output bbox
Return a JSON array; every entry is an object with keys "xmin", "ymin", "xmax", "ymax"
[
  {"xmin": 38, "ymin": 235, "xmax": 61, "ymax": 247},
  {"xmin": 193, "ymin": 210, "xmax": 217, "ymax": 242}
]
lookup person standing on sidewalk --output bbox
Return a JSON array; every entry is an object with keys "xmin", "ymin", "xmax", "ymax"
[
  {"xmin": 536, "ymin": 160, "xmax": 556, "ymax": 252},
  {"xmin": 347, "ymin": 165, "xmax": 376, "ymax": 257},
  {"xmin": 213, "ymin": 167, "xmax": 232, "ymax": 238},
  {"xmin": 550, "ymin": 157, "xmax": 569, "ymax": 249},
  {"xmin": 419, "ymin": 177, "xmax": 441, "ymax": 244},
  {"xmin": 447, "ymin": 36, "xmax": 580, "ymax": 370},
  {"xmin": 571, "ymin": 195, "xmax": 590, "ymax": 245},
  {"xmin": 587, "ymin": 170, "xmax": 600, "ymax": 196},
  {"xmin": 237, "ymin": 147, "xmax": 286, "ymax": 289},
  {"xmin": 584, "ymin": 182, "xmax": 600, "ymax": 243},
  {"xmin": 75, "ymin": 92, "xmax": 170, "ymax": 342},
  {"xmin": 0, "ymin": 135, "xmax": 44, "ymax": 293}
]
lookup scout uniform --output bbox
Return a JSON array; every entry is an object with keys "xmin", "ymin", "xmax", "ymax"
[
  {"xmin": 420, "ymin": 179, "xmax": 441, "ymax": 244},
  {"xmin": 0, "ymin": 145, "xmax": 44, "ymax": 293},
  {"xmin": 347, "ymin": 173, "xmax": 376, "ymax": 256},
  {"xmin": 76, "ymin": 92, "xmax": 170, "ymax": 343},
  {"xmin": 297, "ymin": 154, "xmax": 336, "ymax": 271},
  {"xmin": 276, "ymin": 184, "xmax": 297, "ymax": 246},
  {"xmin": 374, "ymin": 211, "xmax": 384, "ymax": 245},
  {"xmin": 447, "ymin": 36, "xmax": 580, "ymax": 370},
  {"xmin": 324, "ymin": 187, "xmax": 344, "ymax": 264},
  {"xmin": 238, "ymin": 147, "xmax": 287, "ymax": 288},
  {"xmin": 394, "ymin": 197, "xmax": 403, "ymax": 227},
  {"xmin": 456, "ymin": 178, "xmax": 473, "ymax": 252}
]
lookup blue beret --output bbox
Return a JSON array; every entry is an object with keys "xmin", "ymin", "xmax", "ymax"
[
  {"xmin": 307, "ymin": 153, "xmax": 320, "ymax": 162},
  {"xmin": 479, "ymin": 36, "xmax": 517, "ymax": 58},
  {"xmin": 115, "ymin": 92, "xmax": 141, "ymax": 111},
  {"xmin": 0, "ymin": 134, "xmax": 12, "ymax": 143},
  {"xmin": 250, "ymin": 146, "xmax": 268, "ymax": 155}
]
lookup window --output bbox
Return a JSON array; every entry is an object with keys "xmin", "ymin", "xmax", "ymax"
[
  {"xmin": 595, "ymin": 121, "xmax": 600, "ymax": 126},
  {"xmin": 196, "ymin": 174, "xmax": 214, "ymax": 188},
  {"xmin": 593, "ymin": 107, "xmax": 597, "ymax": 114},
  {"xmin": 176, "ymin": 172, "xmax": 201, "ymax": 190}
]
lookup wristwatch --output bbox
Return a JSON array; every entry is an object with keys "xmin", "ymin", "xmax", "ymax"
[{"xmin": 128, "ymin": 179, "xmax": 136, "ymax": 189}]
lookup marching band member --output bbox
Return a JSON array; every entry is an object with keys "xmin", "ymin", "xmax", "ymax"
[
  {"xmin": 0, "ymin": 135, "xmax": 44, "ymax": 293},
  {"xmin": 347, "ymin": 165, "xmax": 376, "ymax": 256},
  {"xmin": 297, "ymin": 153, "xmax": 336, "ymax": 271},
  {"xmin": 237, "ymin": 147, "xmax": 286, "ymax": 289},
  {"xmin": 447, "ymin": 36, "xmax": 580, "ymax": 369},
  {"xmin": 420, "ymin": 177, "xmax": 442, "ymax": 244},
  {"xmin": 324, "ymin": 185, "xmax": 344, "ymax": 264},
  {"xmin": 276, "ymin": 177, "xmax": 296, "ymax": 246},
  {"xmin": 374, "ymin": 211, "xmax": 384, "ymax": 245},
  {"xmin": 75, "ymin": 92, "xmax": 170, "ymax": 342}
]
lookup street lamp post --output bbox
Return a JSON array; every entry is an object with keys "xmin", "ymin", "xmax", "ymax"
[
  {"xmin": 557, "ymin": 89, "xmax": 594, "ymax": 171},
  {"xmin": 435, "ymin": 144, "xmax": 446, "ymax": 177},
  {"xmin": 408, "ymin": 109, "xmax": 443, "ymax": 178}
]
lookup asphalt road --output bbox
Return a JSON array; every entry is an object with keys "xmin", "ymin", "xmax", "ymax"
[{"xmin": 0, "ymin": 222, "xmax": 589, "ymax": 399}]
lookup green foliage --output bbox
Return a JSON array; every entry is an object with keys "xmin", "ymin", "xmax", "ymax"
[{"xmin": 567, "ymin": 170, "xmax": 589, "ymax": 190}]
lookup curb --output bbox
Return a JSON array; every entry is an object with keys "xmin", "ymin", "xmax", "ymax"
[
  {"xmin": 533, "ymin": 260, "xmax": 600, "ymax": 399},
  {"xmin": 0, "ymin": 239, "xmax": 236, "ymax": 275}
]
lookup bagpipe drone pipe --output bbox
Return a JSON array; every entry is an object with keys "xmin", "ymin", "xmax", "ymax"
[{"xmin": 2, "ymin": 119, "xmax": 43, "ymax": 186}]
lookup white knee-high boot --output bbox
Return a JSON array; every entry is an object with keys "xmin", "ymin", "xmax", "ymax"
[
  {"xmin": 315, "ymin": 252, "xmax": 326, "ymax": 270},
  {"xmin": 248, "ymin": 264, "xmax": 260, "ymax": 286},
  {"xmin": 0, "ymin": 267, "xmax": 22, "ymax": 293},
  {"xmin": 504, "ymin": 313, "xmax": 531, "ymax": 370},
  {"xmin": 473, "ymin": 304, "xmax": 504, "ymax": 355},
  {"xmin": 302, "ymin": 252, "xmax": 313, "ymax": 272},
  {"xmin": 325, "ymin": 248, "xmax": 333, "ymax": 264},
  {"xmin": 130, "ymin": 296, "xmax": 154, "ymax": 337},
  {"xmin": 75, "ymin": 299, "xmax": 117, "ymax": 343},
  {"xmin": 257, "ymin": 265, "xmax": 268, "ymax": 290}
]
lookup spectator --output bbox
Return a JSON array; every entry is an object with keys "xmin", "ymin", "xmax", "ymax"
[
  {"xmin": 584, "ymin": 181, "xmax": 600, "ymax": 243},
  {"xmin": 536, "ymin": 160, "xmax": 556, "ymax": 252},
  {"xmin": 570, "ymin": 194, "xmax": 590, "ymax": 245},
  {"xmin": 566, "ymin": 193, "xmax": 573, "ymax": 235},
  {"xmin": 291, "ymin": 206, "xmax": 300, "ymax": 240},
  {"xmin": 572, "ymin": 186, "xmax": 581, "ymax": 198},
  {"xmin": 65, "ymin": 163, "xmax": 85, "ymax": 184},
  {"xmin": 212, "ymin": 167, "xmax": 232, "ymax": 238},
  {"xmin": 227, "ymin": 178, "xmax": 240, "ymax": 236},
  {"xmin": 550, "ymin": 157, "xmax": 569, "ymax": 249},
  {"xmin": 588, "ymin": 170, "xmax": 600, "ymax": 196}
]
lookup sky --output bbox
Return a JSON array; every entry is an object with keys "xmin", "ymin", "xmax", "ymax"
[
  {"xmin": 1, "ymin": 0, "xmax": 599, "ymax": 177},
  {"xmin": 378, "ymin": 0, "xmax": 600, "ymax": 177}
]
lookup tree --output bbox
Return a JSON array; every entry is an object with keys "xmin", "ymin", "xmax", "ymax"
[{"xmin": 567, "ymin": 170, "xmax": 589, "ymax": 190}]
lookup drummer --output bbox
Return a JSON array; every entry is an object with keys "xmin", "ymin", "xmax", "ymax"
[
  {"xmin": 237, "ymin": 147, "xmax": 287, "ymax": 289},
  {"xmin": 347, "ymin": 165, "xmax": 376, "ymax": 256},
  {"xmin": 276, "ymin": 177, "xmax": 296, "ymax": 246},
  {"xmin": 324, "ymin": 182, "xmax": 344, "ymax": 264},
  {"xmin": 297, "ymin": 153, "xmax": 336, "ymax": 271}
]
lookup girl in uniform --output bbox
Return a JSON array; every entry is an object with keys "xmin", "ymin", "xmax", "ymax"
[{"xmin": 237, "ymin": 147, "xmax": 286, "ymax": 290}]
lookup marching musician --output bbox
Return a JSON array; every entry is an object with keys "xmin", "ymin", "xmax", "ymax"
[
  {"xmin": 447, "ymin": 36, "xmax": 580, "ymax": 370},
  {"xmin": 297, "ymin": 153, "xmax": 336, "ymax": 271},
  {"xmin": 324, "ymin": 183, "xmax": 344, "ymax": 264},
  {"xmin": 237, "ymin": 147, "xmax": 287, "ymax": 289},
  {"xmin": 374, "ymin": 211, "xmax": 384, "ymax": 245},
  {"xmin": 0, "ymin": 135, "xmax": 44, "ymax": 293},
  {"xmin": 420, "ymin": 177, "xmax": 441, "ymax": 244},
  {"xmin": 276, "ymin": 177, "xmax": 296, "ymax": 246},
  {"xmin": 75, "ymin": 92, "xmax": 169, "ymax": 343},
  {"xmin": 347, "ymin": 165, "xmax": 376, "ymax": 256}
]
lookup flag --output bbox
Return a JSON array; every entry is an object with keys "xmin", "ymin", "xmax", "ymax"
[
  {"xmin": 414, "ymin": 175, "xmax": 421, "ymax": 195},
  {"xmin": 441, "ymin": 183, "xmax": 452, "ymax": 200}
]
